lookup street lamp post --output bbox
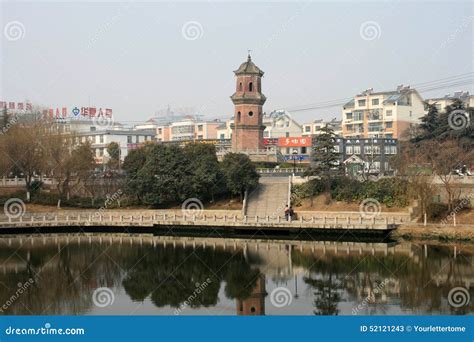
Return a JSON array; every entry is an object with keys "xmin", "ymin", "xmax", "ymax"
[{"xmin": 292, "ymin": 149, "xmax": 298, "ymax": 175}]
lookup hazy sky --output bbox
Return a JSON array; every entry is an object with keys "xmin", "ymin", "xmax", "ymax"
[{"xmin": 1, "ymin": 0, "xmax": 473, "ymax": 125}]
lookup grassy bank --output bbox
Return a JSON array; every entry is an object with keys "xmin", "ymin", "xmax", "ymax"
[{"xmin": 394, "ymin": 224, "xmax": 474, "ymax": 243}]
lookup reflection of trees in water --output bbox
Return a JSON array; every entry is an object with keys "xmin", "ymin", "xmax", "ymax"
[
  {"xmin": 305, "ymin": 274, "xmax": 342, "ymax": 315},
  {"xmin": 121, "ymin": 245, "xmax": 261, "ymax": 309},
  {"xmin": 0, "ymin": 242, "xmax": 122, "ymax": 315},
  {"xmin": 293, "ymin": 246, "xmax": 474, "ymax": 315},
  {"xmin": 0, "ymin": 239, "xmax": 261, "ymax": 314}
]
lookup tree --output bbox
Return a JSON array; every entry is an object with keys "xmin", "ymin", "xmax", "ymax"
[
  {"xmin": 412, "ymin": 102, "xmax": 440, "ymax": 142},
  {"xmin": 221, "ymin": 153, "xmax": 259, "ymax": 201},
  {"xmin": 183, "ymin": 143, "xmax": 224, "ymax": 202},
  {"xmin": 0, "ymin": 110, "xmax": 47, "ymax": 200},
  {"xmin": 122, "ymin": 147, "xmax": 148, "ymax": 202},
  {"xmin": 44, "ymin": 131, "xmax": 95, "ymax": 204},
  {"xmin": 305, "ymin": 125, "xmax": 341, "ymax": 205},
  {"xmin": 106, "ymin": 142, "xmax": 121, "ymax": 170},
  {"xmin": 138, "ymin": 144, "xmax": 192, "ymax": 206}
]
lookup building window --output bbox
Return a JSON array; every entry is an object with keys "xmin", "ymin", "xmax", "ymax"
[
  {"xmin": 346, "ymin": 112, "xmax": 353, "ymax": 120},
  {"xmin": 346, "ymin": 146, "xmax": 353, "ymax": 154},
  {"xmin": 197, "ymin": 135, "xmax": 203, "ymax": 140},
  {"xmin": 372, "ymin": 99, "xmax": 379, "ymax": 105},
  {"xmin": 197, "ymin": 125, "xmax": 203, "ymax": 131},
  {"xmin": 305, "ymin": 126, "xmax": 311, "ymax": 132},
  {"xmin": 386, "ymin": 121, "xmax": 393, "ymax": 128},
  {"xmin": 90, "ymin": 127, "xmax": 96, "ymax": 132},
  {"xmin": 301, "ymin": 147, "xmax": 307, "ymax": 154},
  {"xmin": 358, "ymin": 99, "xmax": 366, "ymax": 107},
  {"xmin": 353, "ymin": 110, "xmax": 364, "ymax": 121},
  {"xmin": 239, "ymin": 82, "xmax": 242, "ymax": 91},
  {"xmin": 100, "ymin": 135, "xmax": 104, "ymax": 143},
  {"xmin": 237, "ymin": 112, "xmax": 241, "ymax": 122},
  {"xmin": 248, "ymin": 111, "xmax": 254, "ymax": 117},
  {"xmin": 158, "ymin": 128, "xmax": 162, "ymax": 134},
  {"xmin": 354, "ymin": 146, "xmax": 361, "ymax": 154},
  {"xmin": 127, "ymin": 136, "xmax": 132, "ymax": 143},
  {"xmin": 249, "ymin": 82, "xmax": 253, "ymax": 91},
  {"xmin": 219, "ymin": 134, "xmax": 225, "ymax": 139},
  {"xmin": 386, "ymin": 110, "xmax": 392, "ymax": 116}
]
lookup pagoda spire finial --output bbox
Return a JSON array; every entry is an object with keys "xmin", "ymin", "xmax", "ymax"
[{"xmin": 247, "ymin": 49, "xmax": 252, "ymax": 61}]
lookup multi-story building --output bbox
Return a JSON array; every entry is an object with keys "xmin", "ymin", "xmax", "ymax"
[
  {"xmin": 217, "ymin": 120, "xmax": 232, "ymax": 140},
  {"xmin": 334, "ymin": 137, "xmax": 398, "ymax": 176},
  {"xmin": 425, "ymin": 91, "xmax": 473, "ymax": 112},
  {"xmin": 302, "ymin": 118, "xmax": 342, "ymax": 137},
  {"xmin": 262, "ymin": 110, "xmax": 302, "ymax": 139},
  {"xmin": 155, "ymin": 117, "xmax": 222, "ymax": 142},
  {"xmin": 341, "ymin": 86, "xmax": 425, "ymax": 140},
  {"xmin": 75, "ymin": 128, "xmax": 155, "ymax": 165}
]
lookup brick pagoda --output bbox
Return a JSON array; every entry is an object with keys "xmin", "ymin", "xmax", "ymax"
[{"xmin": 230, "ymin": 54, "xmax": 266, "ymax": 152}]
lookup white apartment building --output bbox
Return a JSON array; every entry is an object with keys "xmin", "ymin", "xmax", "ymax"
[
  {"xmin": 425, "ymin": 91, "xmax": 473, "ymax": 112},
  {"xmin": 60, "ymin": 118, "xmax": 154, "ymax": 165},
  {"xmin": 75, "ymin": 129, "xmax": 155, "ymax": 165},
  {"xmin": 302, "ymin": 118, "xmax": 342, "ymax": 137},
  {"xmin": 263, "ymin": 110, "xmax": 302, "ymax": 138},
  {"xmin": 342, "ymin": 85, "xmax": 425, "ymax": 140}
]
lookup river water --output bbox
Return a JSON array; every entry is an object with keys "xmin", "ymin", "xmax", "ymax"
[{"xmin": 0, "ymin": 234, "xmax": 472, "ymax": 315}]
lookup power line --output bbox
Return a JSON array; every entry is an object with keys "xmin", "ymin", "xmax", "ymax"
[
  {"xmin": 282, "ymin": 73, "xmax": 473, "ymax": 113},
  {"xmin": 96, "ymin": 73, "xmax": 474, "ymax": 121}
]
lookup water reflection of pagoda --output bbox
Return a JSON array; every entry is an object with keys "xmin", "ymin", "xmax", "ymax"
[{"xmin": 236, "ymin": 274, "xmax": 266, "ymax": 315}]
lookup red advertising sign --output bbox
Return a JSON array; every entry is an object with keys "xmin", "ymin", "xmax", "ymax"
[
  {"xmin": 278, "ymin": 137, "xmax": 311, "ymax": 147},
  {"xmin": 264, "ymin": 138, "xmax": 278, "ymax": 146}
]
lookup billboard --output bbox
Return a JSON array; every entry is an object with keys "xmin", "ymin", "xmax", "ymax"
[
  {"xmin": 278, "ymin": 137, "xmax": 311, "ymax": 147},
  {"xmin": 45, "ymin": 107, "xmax": 113, "ymax": 120}
]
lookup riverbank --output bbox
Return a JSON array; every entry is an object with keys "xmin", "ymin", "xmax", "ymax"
[{"xmin": 394, "ymin": 224, "xmax": 474, "ymax": 243}]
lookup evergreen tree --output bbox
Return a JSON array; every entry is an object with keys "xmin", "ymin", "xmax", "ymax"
[
  {"xmin": 221, "ymin": 153, "xmax": 259, "ymax": 201},
  {"xmin": 306, "ymin": 125, "xmax": 340, "ymax": 177},
  {"xmin": 413, "ymin": 102, "xmax": 439, "ymax": 142},
  {"xmin": 305, "ymin": 125, "xmax": 341, "ymax": 205},
  {"xmin": 106, "ymin": 142, "xmax": 121, "ymax": 170}
]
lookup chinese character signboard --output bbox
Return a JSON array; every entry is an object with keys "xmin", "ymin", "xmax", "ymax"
[
  {"xmin": 0, "ymin": 101, "xmax": 113, "ymax": 120},
  {"xmin": 278, "ymin": 137, "xmax": 311, "ymax": 147},
  {"xmin": 264, "ymin": 138, "xmax": 278, "ymax": 146}
]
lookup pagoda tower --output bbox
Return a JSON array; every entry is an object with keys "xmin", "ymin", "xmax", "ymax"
[{"xmin": 230, "ymin": 54, "xmax": 266, "ymax": 151}]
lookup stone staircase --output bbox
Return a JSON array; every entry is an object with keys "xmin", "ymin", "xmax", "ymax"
[{"xmin": 246, "ymin": 177, "xmax": 289, "ymax": 217}]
